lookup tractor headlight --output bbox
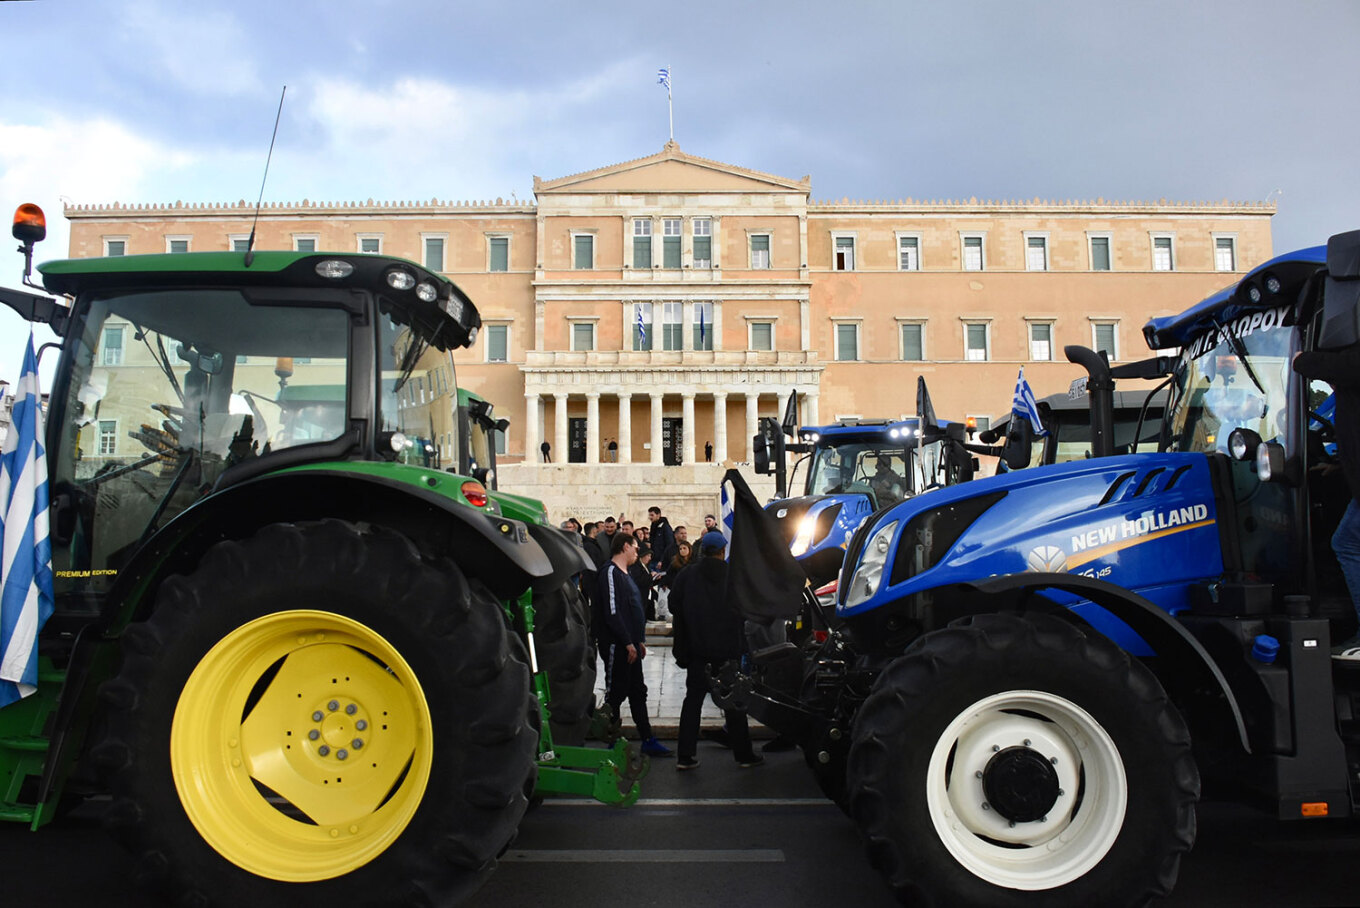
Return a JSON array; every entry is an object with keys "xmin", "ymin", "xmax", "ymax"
[
  {"xmin": 315, "ymin": 259, "xmax": 354, "ymax": 279},
  {"xmin": 415, "ymin": 281, "xmax": 438, "ymax": 303},
  {"xmin": 790, "ymin": 513, "xmax": 819, "ymax": 557},
  {"xmin": 844, "ymin": 520, "xmax": 898, "ymax": 609},
  {"xmin": 386, "ymin": 268, "xmax": 416, "ymax": 290}
]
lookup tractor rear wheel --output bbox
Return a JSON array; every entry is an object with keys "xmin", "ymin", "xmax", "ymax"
[
  {"xmin": 94, "ymin": 520, "xmax": 538, "ymax": 908},
  {"xmin": 846, "ymin": 612, "xmax": 1198, "ymax": 908},
  {"xmin": 532, "ymin": 580, "xmax": 597, "ymax": 745}
]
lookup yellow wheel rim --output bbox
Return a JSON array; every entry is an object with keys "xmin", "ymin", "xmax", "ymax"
[{"xmin": 170, "ymin": 609, "xmax": 433, "ymax": 882}]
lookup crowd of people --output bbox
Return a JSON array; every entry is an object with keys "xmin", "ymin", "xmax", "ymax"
[{"xmin": 559, "ymin": 505, "xmax": 783, "ymax": 767}]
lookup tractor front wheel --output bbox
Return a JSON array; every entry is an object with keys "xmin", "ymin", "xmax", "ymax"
[
  {"xmin": 846, "ymin": 612, "xmax": 1198, "ymax": 908},
  {"xmin": 94, "ymin": 520, "xmax": 538, "ymax": 908}
]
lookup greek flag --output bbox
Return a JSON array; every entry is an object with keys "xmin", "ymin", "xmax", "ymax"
[
  {"xmin": 719, "ymin": 477, "xmax": 735, "ymax": 557},
  {"xmin": 657, "ymin": 68, "xmax": 671, "ymax": 92},
  {"xmin": 1, "ymin": 332, "xmax": 54, "ymax": 708},
  {"xmin": 699, "ymin": 305, "xmax": 706, "ymax": 346},
  {"xmin": 1012, "ymin": 367, "xmax": 1047, "ymax": 437},
  {"xmin": 636, "ymin": 306, "xmax": 647, "ymax": 346}
]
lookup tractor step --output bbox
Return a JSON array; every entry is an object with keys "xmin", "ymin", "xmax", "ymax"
[{"xmin": 0, "ymin": 805, "xmax": 36, "ymax": 823}]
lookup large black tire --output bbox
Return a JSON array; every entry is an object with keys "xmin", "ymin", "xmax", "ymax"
[
  {"xmin": 92, "ymin": 520, "xmax": 539, "ymax": 908},
  {"xmin": 846, "ymin": 612, "xmax": 1198, "ymax": 908},
  {"xmin": 532, "ymin": 580, "xmax": 597, "ymax": 745}
]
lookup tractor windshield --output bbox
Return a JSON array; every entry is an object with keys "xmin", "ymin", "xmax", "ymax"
[
  {"xmin": 378, "ymin": 314, "xmax": 456, "ymax": 469},
  {"xmin": 52, "ymin": 288, "xmax": 353, "ymax": 594},
  {"xmin": 806, "ymin": 439, "xmax": 945, "ymax": 508},
  {"xmin": 1166, "ymin": 305, "xmax": 1296, "ymax": 455}
]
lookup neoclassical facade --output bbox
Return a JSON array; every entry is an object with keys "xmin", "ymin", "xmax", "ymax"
[{"xmin": 63, "ymin": 142, "xmax": 1275, "ymax": 525}]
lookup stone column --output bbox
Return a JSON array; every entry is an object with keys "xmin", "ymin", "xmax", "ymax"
[
  {"xmin": 682, "ymin": 392, "xmax": 696, "ymax": 465},
  {"xmin": 553, "ymin": 392, "xmax": 568, "ymax": 464},
  {"xmin": 617, "ymin": 392, "xmax": 632, "ymax": 464},
  {"xmin": 713, "ymin": 391, "xmax": 729, "ymax": 462},
  {"xmin": 650, "ymin": 392, "xmax": 664, "ymax": 465},
  {"xmin": 523, "ymin": 392, "xmax": 540, "ymax": 463},
  {"xmin": 745, "ymin": 392, "xmax": 759, "ymax": 461},
  {"xmin": 805, "ymin": 389, "xmax": 820, "ymax": 427},
  {"xmin": 586, "ymin": 392, "xmax": 600, "ymax": 464}
]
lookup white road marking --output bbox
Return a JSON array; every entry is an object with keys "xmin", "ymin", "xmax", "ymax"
[{"xmin": 502, "ymin": 849, "xmax": 785, "ymax": 863}]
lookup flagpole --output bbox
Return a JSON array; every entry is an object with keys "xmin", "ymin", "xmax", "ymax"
[{"xmin": 667, "ymin": 66, "xmax": 674, "ymax": 141}]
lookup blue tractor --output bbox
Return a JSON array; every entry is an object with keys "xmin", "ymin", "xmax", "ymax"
[
  {"xmin": 719, "ymin": 230, "xmax": 1360, "ymax": 907},
  {"xmin": 753, "ymin": 381, "xmax": 977, "ymax": 590}
]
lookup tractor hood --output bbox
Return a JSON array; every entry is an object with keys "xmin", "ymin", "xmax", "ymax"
[{"xmin": 838, "ymin": 452, "xmax": 1223, "ymax": 626}]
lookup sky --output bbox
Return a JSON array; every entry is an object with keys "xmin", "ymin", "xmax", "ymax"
[{"xmin": 1, "ymin": 0, "xmax": 1357, "ymax": 386}]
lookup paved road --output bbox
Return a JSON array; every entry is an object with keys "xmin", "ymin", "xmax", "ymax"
[{"xmin": 5, "ymin": 737, "xmax": 1355, "ymax": 907}]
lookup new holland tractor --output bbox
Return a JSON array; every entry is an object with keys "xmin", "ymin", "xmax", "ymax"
[
  {"xmin": 718, "ymin": 229, "xmax": 1360, "ymax": 907},
  {"xmin": 0, "ymin": 204, "xmax": 637, "ymax": 908}
]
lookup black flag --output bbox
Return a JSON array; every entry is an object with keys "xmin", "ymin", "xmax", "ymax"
[
  {"xmin": 721, "ymin": 468, "xmax": 807, "ymax": 621},
  {"xmin": 916, "ymin": 375, "xmax": 938, "ymax": 430}
]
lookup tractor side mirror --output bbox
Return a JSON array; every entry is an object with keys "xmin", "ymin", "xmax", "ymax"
[{"xmin": 1001, "ymin": 419, "xmax": 1034, "ymax": 471}]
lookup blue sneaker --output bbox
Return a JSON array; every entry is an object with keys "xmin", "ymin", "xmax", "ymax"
[{"xmin": 640, "ymin": 736, "xmax": 673, "ymax": 757}]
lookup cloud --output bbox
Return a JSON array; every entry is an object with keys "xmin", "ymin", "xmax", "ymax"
[{"xmin": 116, "ymin": 0, "xmax": 263, "ymax": 97}]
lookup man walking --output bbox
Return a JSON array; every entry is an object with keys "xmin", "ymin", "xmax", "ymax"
[{"xmin": 596, "ymin": 532, "xmax": 672, "ymax": 757}]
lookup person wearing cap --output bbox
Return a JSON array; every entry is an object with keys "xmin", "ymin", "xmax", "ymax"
[{"xmin": 669, "ymin": 530, "xmax": 762, "ymax": 770}]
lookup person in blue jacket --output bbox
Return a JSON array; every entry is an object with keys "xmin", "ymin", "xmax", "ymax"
[{"xmin": 596, "ymin": 531, "xmax": 672, "ymax": 757}]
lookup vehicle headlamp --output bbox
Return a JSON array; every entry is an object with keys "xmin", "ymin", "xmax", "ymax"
[
  {"xmin": 844, "ymin": 520, "xmax": 898, "ymax": 609},
  {"xmin": 315, "ymin": 259, "xmax": 354, "ymax": 279},
  {"xmin": 415, "ymin": 282, "xmax": 438, "ymax": 303},
  {"xmin": 386, "ymin": 269, "xmax": 416, "ymax": 290},
  {"xmin": 1228, "ymin": 427, "xmax": 1261, "ymax": 462},
  {"xmin": 790, "ymin": 513, "xmax": 819, "ymax": 557}
]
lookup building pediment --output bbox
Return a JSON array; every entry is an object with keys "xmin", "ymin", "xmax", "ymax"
[{"xmin": 534, "ymin": 141, "xmax": 810, "ymax": 196}]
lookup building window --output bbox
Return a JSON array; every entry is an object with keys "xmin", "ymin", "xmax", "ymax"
[
  {"xmin": 661, "ymin": 302, "xmax": 683, "ymax": 351},
  {"xmin": 573, "ymin": 234, "xmax": 594, "ymax": 270},
  {"xmin": 897, "ymin": 234, "xmax": 921, "ymax": 271},
  {"xmin": 357, "ymin": 235, "xmax": 382, "ymax": 254},
  {"xmin": 901, "ymin": 322, "xmax": 924, "ymax": 361},
  {"xmin": 961, "ymin": 234, "xmax": 985, "ymax": 271},
  {"xmin": 833, "ymin": 234, "xmax": 856, "ymax": 271},
  {"xmin": 693, "ymin": 218, "xmax": 712, "ymax": 268},
  {"xmin": 633, "ymin": 219, "xmax": 653, "ymax": 269},
  {"xmin": 571, "ymin": 321, "xmax": 595, "ymax": 352},
  {"xmin": 1029, "ymin": 322, "xmax": 1053, "ymax": 361},
  {"xmin": 750, "ymin": 321, "xmax": 774, "ymax": 351},
  {"xmin": 166, "ymin": 236, "xmax": 190, "ymax": 254},
  {"xmin": 750, "ymin": 234, "xmax": 770, "ymax": 269},
  {"xmin": 1214, "ymin": 235, "xmax": 1237, "ymax": 272},
  {"xmin": 632, "ymin": 302, "xmax": 653, "ymax": 351},
  {"xmin": 486, "ymin": 324, "xmax": 509, "ymax": 362},
  {"xmin": 104, "ymin": 238, "xmax": 127, "ymax": 256},
  {"xmin": 98, "ymin": 420, "xmax": 118, "ymax": 456},
  {"xmin": 424, "ymin": 235, "xmax": 446, "ymax": 271},
  {"xmin": 1152, "ymin": 235, "xmax": 1174, "ymax": 272},
  {"xmin": 693, "ymin": 301, "xmax": 714, "ymax": 351},
  {"xmin": 964, "ymin": 322, "xmax": 990, "ymax": 361},
  {"xmin": 494, "ymin": 427, "xmax": 507, "ymax": 456},
  {"xmin": 834, "ymin": 322, "xmax": 860, "ymax": 361},
  {"xmin": 489, "ymin": 236, "xmax": 509, "ymax": 272},
  {"xmin": 1025, "ymin": 233, "xmax": 1049, "ymax": 271},
  {"xmin": 294, "ymin": 236, "xmax": 318, "ymax": 253},
  {"xmin": 1093, "ymin": 322, "xmax": 1118, "ymax": 361},
  {"xmin": 228, "ymin": 234, "xmax": 251, "ymax": 253},
  {"xmin": 1089, "ymin": 234, "xmax": 1112, "ymax": 272},
  {"xmin": 102, "ymin": 326, "xmax": 125, "ymax": 366},
  {"xmin": 662, "ymin": 218, "xmax": 682, "ymax": 268},
  {"xmin": 970, "ymin": 415, "xmax": 992, "ymax": 432}
]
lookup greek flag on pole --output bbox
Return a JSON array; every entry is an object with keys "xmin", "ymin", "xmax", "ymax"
[
  {"xmin": 657, "ymin": 67, "xmax": 671, "ymax": 92},
  {"xmin": 719, "ymin": 477, "xmax": 735, "ymax": 552},
  {"xmin": 699, "ymin": 305, "xmax": 706, "ymax": 346},
  {"xmin": 1012, "ymin": 367, "xmax": 1047, "ymax": 437},
  {"xmin": 1, "ymin": 332, "xmax": 54, "ymax": 708},
  {"xmin": 636, "ymin": 306, "xmax": 647, "ymax": 347}
]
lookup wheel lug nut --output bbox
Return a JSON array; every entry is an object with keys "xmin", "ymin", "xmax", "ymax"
[
  {"xmin": 1023, "ymin": 739, "xmax": 1032, "ymax": 747},
  {"xmin": 345, "ymin": 703, "xmax": 357, "ymax": 715},
  {"xmin": 991, "ymin": 745, "xmax": 1000, "ymax": 752},
  {"xmin": 1040, "ymin": 815, "xmax": 1048, "ymax": 823},
  {"xmin": 312, "ymin": 711, "xmax": 324, "ymax": 722},
  {"xmin": 318, "ymin": 745, "xmax": 330, "ymax": 756},
  {"xmin": 352, "ymin": 738, "xmax": 364, "ymax": 749},
  {"xmin": 355, "ymin": 720, "xmax": 368, "ymax": 731},
  {"xmin": 308, "ymin": 729, "xmax": 320, "ymax": 741},
  {"xmin": 1009, "ymin": 820, "xmax": 1016, "ymax": 828},
  {"xmin": 337, "ymin": 749, "xmax": 348, "ymax": 760},
  {"xmin": 1057, "ymin": 789, "xmax": 1065, "ymax": 797},
  {"xmin": 1051, "ymin": 756, "xmax": 1059, "ymax": 764},
  {"xmin": 974, "ymin": 771, "xmax": 983, "ymax": 779},
  {"xmin": 328, "ymin": 700, "xmax": 339, "ymax": 712},
  {"xmin": 981, "ymin": 802, "xmax": 990, "ymax": 811}
]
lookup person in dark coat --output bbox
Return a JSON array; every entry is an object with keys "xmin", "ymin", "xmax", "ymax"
[
  {"xmin": 629, "ymin": 542, "xmax": 656, "ymax": 621},
  {"xmin": 1295, "ymin": 341, "xmax": 1360, "ymax": 656},
  {"xmin": 648, "ymin": 506, "xmax": 676, "ymax": 567},
  {"xmin": 595, "ymin": 532, "xmax": 672, "ymax": 757},
  {"xmin": 670, "ymin": 531, "xmax": 762, "ymax": 769}
]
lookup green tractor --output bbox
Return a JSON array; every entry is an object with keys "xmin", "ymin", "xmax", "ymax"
[{"xmin": 0, "ymin": 204, "xmax": 638, "ymax": 907}]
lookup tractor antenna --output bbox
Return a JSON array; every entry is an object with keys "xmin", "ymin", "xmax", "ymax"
[{"xmin": 244, "ymin": 85, "xmax": 287, "ymax": 268}]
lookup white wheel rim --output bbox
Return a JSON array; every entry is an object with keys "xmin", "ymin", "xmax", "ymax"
[{"xmin": 924, "ymin": 690, "xmax": 1127, "ymax": 891}]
